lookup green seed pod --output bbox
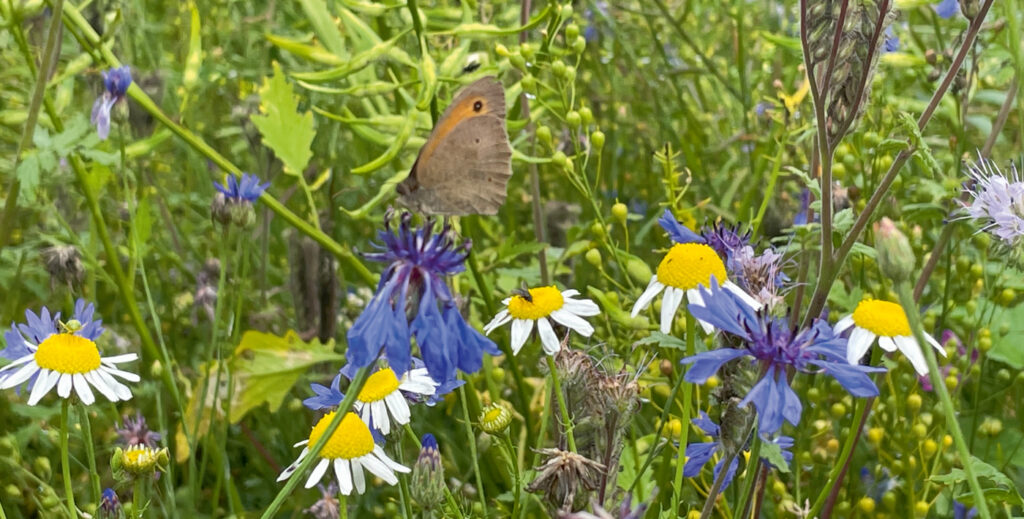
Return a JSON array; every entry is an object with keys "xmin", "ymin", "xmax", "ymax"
[
  {"xmin": 590, "ymin": 130, "xmax": 605, "ymax": 149},
  {"xmin": 585, "ymin": 248, "xmax": 602, "ymax": 267}
]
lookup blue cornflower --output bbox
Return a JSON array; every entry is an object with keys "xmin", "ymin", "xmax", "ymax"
[
  {"xmin": 884, "ymin": 25, "xmax": 900, "ymax": 53},
  {"xmin": 934, "ymin": 0, "xmax": 959, "ymax": 18},
  {"xmin": 680, "ymin": 280, "xmax": 884, "ymax": 434},
  {"xmin": 0, "ymin": 299, "xmax": 138, "ymax": 405},
  {"xmin": 701, "ymin": 222, "xmax": 751, "ymax": 264},
  {"xmin": 347, "ymin": 211, "xmax": 499, "ymax": 384},
  {"xmin": 683, "ymin": 411, "xmax": 792, "ymax": 490},
  {"xmin": 954, "ymin": 500, "xmax": 979, "ymax": 519},
  {"xmin": 214, "ymin": 173, "xmax": 270, "ymax": 203},
  {"xmin": 91, "ymin": 66, "xmax": 132, "ymax": 140}
]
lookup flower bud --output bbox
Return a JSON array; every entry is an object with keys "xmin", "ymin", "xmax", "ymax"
[
  {"xmin": 211, "ymin": 192, "xmax": 232, "ymax": 226},
  {"xmin": 874, "ymin": 217, "xmax": 915, "ymax": 283},
  {"xmin": 98, "ymin": 488, "xmax": 123, "ymax": 519},
  {"xmin": 410, "ymin": 434, "xmax": 446, "ymax": 510},
  {"xmin": 479, "ymin": 402, "xmax": 513, "ymax": 434}
]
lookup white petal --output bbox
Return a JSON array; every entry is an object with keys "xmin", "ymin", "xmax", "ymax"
[
  {"xmin": 0, "ymin": 354, "xmax": 37, "ymax": 373},
  {"xmin": 549, "ymin": 309, "xmax": 594, "ymax": 337},
  {"xmin": 95, "ymin": 369, "xmax": 131, "ymax": 401},
  {"xmin": 924, "ymin": 333, "xmax": 946, "ymax": 356},
  {"xmin": 1, "ymin": 361, "xmax": 40, "ymax": 389},
  {"xmin": 686, "ymin": 289, "xmax": 716, "ymax": 334},
  {"xmin": 833, "ymin": 315, "xmax": 856, "ymax": 335},
  {"xmin": 372, "ymin": 401, "xmax": 390, "ymax": 435},
  {"xmin": 561, "ymin": 289, "xmax": 580, "ymax": 298},
  {"xmin": 660, "ymin": 287, "xmax": 684, "ymax": 334},
  {"xmin": 58, "ymin": 374, "xmax": 73, "ymax": 398},
  {"xmin": 102, "ymin": 353, "xmax": 138, "ymax": 364},
  {"xmin": 27, "ymin": 369, "xmax": 56, "ymax": 405},
  {"xmin": 84, "ymin": 371, "xmax": 118, "ymax": 402},
  {"xmin": 631, "ymin": 276, "xmax": 665, "ymax": 317},
  {"xmin": 537, "ymin": 318, "xmax": 560, "ymax": 355},
  {"xmin": 351, "ymin": 458, "xmax": 366, "ymax": 494},
  {"xmin": 373, "ymin": 445, "xmax": 410, "ymax": 473},
  {"xmin": 723, "ymin": 281, "xmax": 763, "ymax": 311},
  {"xmin": 73, "ymin": 373, "xmax": 95, "ymax": 406},
  {"xmin": 877, "ymin": 336, "xmax": 898, "ymax": 352},
  {"xmin": 385, "ymin": 392, "xmax": 411, "ymax": 425},
  {"xmin": 562, "ymin": 297, "xmax": 600, "ymax": 316},
  {"xmin": 360, "ymin": 453, "xmax": 398, "ymax": 485},
  {"xmin": 847, "ymin": 327, "xmax": 877, "ymax": 365},
  {"xmin": 334, "ymin": 459, "xmax": 353, "ymax": 495},
  {"xmin": 305, "ymin": 458, "xmax": 330, "ymax": 489},
  {"xmin": 894, "ymin": 336, "xmax": 929, "ymax": 376},
  {"xmin": 100, "ymin": 365, "xmax": 140, "ymax": 382},
  {"xmin": 483, "ymin": 310, "xmax": 512, "ymax": 335},
  {"xmin": 510, "ymin": 319, "xmax": 533, "ymax": 355}
]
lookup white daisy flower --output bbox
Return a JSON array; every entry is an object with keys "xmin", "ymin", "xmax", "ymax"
[
  {"xmin": 833, "ymin": 299, "xmax": 946, "ymax": 376},
  {"xmin": 353, "ymin": 366, "xmax": 437, "ymax": 435},
  {"xmin": 0, "ymin": 300, "xmax": 138, "ymax": 406},
  {"xmin": 483, "ymin": 286, "xmax": 600, "ymax": 355},
  {"xmin": 278, "ymin": 411, "xmax": 410, "ymax": 495}
]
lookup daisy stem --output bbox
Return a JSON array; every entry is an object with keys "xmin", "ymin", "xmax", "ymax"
[
  {"xmin": 132, "ymin": 478, "xmax": 145, "ymax": 519},
  {"xmin": 60, "ymin": 400, "xmax": 77, "ymax": 519},
  {"xmin": 671, "ymin": 308, "xmax": 697, "ymax": 515},
  {"xmin": 897, "ymin": 283, "xmax": 992, "ymax": 519},
  {"xmin": 458, "ymin": 383, "xmax": 488, "ymax": 512},
  {"xmin": 398, "ymin": 442, "xmax": 413, "ymax": 519},
  {"xmin": 74, "ymin": 402, "xmax": 101, "ymax": 504},
  {"xmin": 499, "ymin": 433, "xmax": 522, "ymax": 519},
  {"xmin": 339, "ymin": 494, "xmax": 347, "ymax": 519},
  {"xmin": 545, "ymin": 355, "xmax": 576, "ymax": 453},
  {"xmin": 260, "ymin": 366, "xmax": 370, "ymax": 519}
]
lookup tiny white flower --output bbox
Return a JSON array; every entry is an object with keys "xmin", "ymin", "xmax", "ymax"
[
  {"xmin": 484, "ymin": 286, "xmax": 600, "ymax": 355},
  {"xmin": 833, "ymin": 299, "xmax": 945, "ymax": 376}
]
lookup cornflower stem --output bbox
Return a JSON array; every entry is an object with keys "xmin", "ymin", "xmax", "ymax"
[
  {"xmin": 260, "ymin": 367, "xmax": 370, "ymax": 518},
  {"xmin": 398, "ymin": 443, "xmax": 413, "ymax": 519},
  {"xmin": 74, "ymin": 402, "xmax": 101, "ymax": 504},
  {"xmin": 458, "ymin": 383, "xmax": 488, "ymax": 513},
  {"xmin": 808, "ymin": 347, "xmax": 881, "ymax": 519},
  {"xmin": 699, "ymin": 450, "xmax": 739, "ymax": 519},
  {"xmin": 0, "ymin": 0, "xmax": 63, "ymax": 250},
  {"xmin": 132, "ymin": 478, "xmax": 145, "ymax": 519},
  {"xmin": 60, "ymin": 400, "xmax": 77, "ymax": 519},
  {"xmin": 56, "ymin": 2, "xmax": 375, "ymax": 287},
  {"xmin": 545, "ymin": 355, "xmax": 576, "ymax": 453},
  {"xmin": 734, "ymin": 431, "xmax": 762, "ymax": 518},
  {"xmin": 671, "ymin": 308, "xmax": 697, "ymax": 515},
  {"xmin": 801, "ymin": 0, "xmax": 995, "ymax": 326},
  {"xmin": 897, "ymin": 283, "xmax": 991, "ymax": 519}
]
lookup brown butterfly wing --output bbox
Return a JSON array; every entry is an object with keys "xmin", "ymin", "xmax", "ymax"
[{"xmin": 398, "ymin": 77, "xmax": 512, "ymax": 215}]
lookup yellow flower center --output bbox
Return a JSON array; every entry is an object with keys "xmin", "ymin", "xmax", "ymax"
[
  {"xmin": 123, "ymin": 446, "xmax": 160, "ymax": 473},
  {"xmin": 308, "ymin": 412, "xmax": 375, "ymax": 460},
  {"xmin": 851, "ymin": 299, "xmax": 911, "ymax": 337},
  {"xmin": 484, "ymin": 407, "xmax": 504, "ymax": 423},
  {"xmin": 655, "ymin": 243, "xmax": 728, "ymax": 291},
  {"xmin": 358, "ymin": 368, "xmax": 401, "ymax": 402},
  {"xmin": 34, "ymin": 333, "xmax": 101, "ymax": 374},
  {"xmin": 508, "ymin": 286, "xmax": 564, "ymax": 320}
]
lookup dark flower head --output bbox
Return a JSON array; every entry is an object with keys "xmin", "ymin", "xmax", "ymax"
[
  {"xmin": 91, "ymin": 66, "xmax": 133, "ymax": 140},
  {"xmin": 304, "ymin": 483, "xmax": 340, "ymax": 519},
  {"xmin": 681, "ymin": 280, "xmax": 884, "ymax": 434},
  {"xmin": 701, "ymin": 221, "xmax": 751, "ymax": 263},
  {"xmin": 116, "ymin": 412, "xmax": 162, "ymax": 448},
  {"xmin": 527, "ymin": 448, "xmax": 606, "ymax": 512},
  {"xmin": 347, "ymin": 210, "xmax": 499, "ymax": 384}
]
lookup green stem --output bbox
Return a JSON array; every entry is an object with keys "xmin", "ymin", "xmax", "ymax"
[
  {"xmin": 398, "ymin": 441, "xmax": 413, "ymax": 519},
  {"xmin": 0, "ymin": 0, "xmax": 64, "ymax": 250},
  {"xmin": 897, "ymin": 283, "xmax": 991, "ymax": 519},
  {"xmin": 734, "ymin": 431, "xmax": 762, "ymax": 518},
  {"xmin": 458, "ymin": 383, "xmax": 487, "ymax": 514},
  {"xmin": 132, "ymin": 478, "xmax": 145, "ymax": 519},
  {"xmin": 74, "ymin": 402, "xmax": 101, "ymax": 504},
  {"xmin": 699, "ymin": 450, "xmax": 739, "ymax": 519},
  {"xmin": 545, "ymin": 355, "xmax": 576, "ymax": 453},
  {"xmin": 671, "ymin": 307, "xmax": 697, "ymax": 515},
  {"xmin": 260, "ymin": 367, "xmax": 370, "ymax": 518},
  {"xmin": 56, "ymin": 2, "xmax": 375, "ymax": 287},
  {"xmin": 339, "ymin": 494, "xmax": 347, "ymax": 519},
  {"xmin": 60, "ymin": 400, "xmax": 77, "ymax": 519},
  {"xmin": 628, "ymin": 356, "xmax": 688, "ymax": 494},
  {"xmin": 500, "ymin": 433, "xmax": 522, "ymax": 519}
]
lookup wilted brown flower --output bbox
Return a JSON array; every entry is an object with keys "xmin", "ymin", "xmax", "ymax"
[
  {"xmin": 42, "ymin": 245, "xmax": 84, "ymax": 288},
  {"xmin": 528, "ymin": 448, "xmax": 606, "ymax": 513}
]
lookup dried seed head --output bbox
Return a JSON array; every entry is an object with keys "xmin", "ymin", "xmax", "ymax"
[
  {"xmin": 41, "ymin": 245, "xmax": 84, "ymax": 288},
  {"xmin": 528, "ymin": 448, "xmax": 606, "ymax": 512}
]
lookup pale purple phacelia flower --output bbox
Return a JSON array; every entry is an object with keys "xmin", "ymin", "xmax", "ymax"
[{"xmin": 962, "ymin": 156, "xmax": 1024, "ymax": 248}]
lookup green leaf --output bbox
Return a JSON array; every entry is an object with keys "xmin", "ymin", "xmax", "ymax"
[
  {"xmin": 633, "ymin": 331, "xmax": 686, "ymax": 350},
  {"xmin": 929, "ymin": 456, "xmax": 1024, "ymax": 506},
  {"xmin": 250, "ymin": 62, "xmax": 316, "ymax": 176},
  {"xmin": 15, "ymin": 151, "xmax": 42, "ymax": 204},
  {"xmin": 760, "ymin": 441, "xmax": 791, "ymax": 474},
  {"xmin": 227, "ymin": 330, "xmax": 343, "ymax": 423}
]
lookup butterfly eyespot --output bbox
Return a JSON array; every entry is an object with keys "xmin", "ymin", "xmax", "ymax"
[
  {"xmin": 475, "ymin": 138, "xmax": 480, "ymax": 144},
  {"xmin": 473, "ymin": 100, "xmax": 483, "ymax": 112}
]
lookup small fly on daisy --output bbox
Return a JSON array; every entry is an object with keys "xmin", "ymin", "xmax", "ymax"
[
  {"xmin": 483, "ymin": 285, "xmax": 600, "ymax": 355},
  {"xmin": 630, "ymin": 210, "xmax": 761, "ymax": 334},
  {"xmin": 833, "ymin": 298, "xmax": 945, "ymax": 376},
  {"xmin": 0, "ymin": 300, "xmax": 139, "ymax": 406},
  {"xmin": 278, "ymin": 411, "xmax": 410, "ymax": 495}
]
